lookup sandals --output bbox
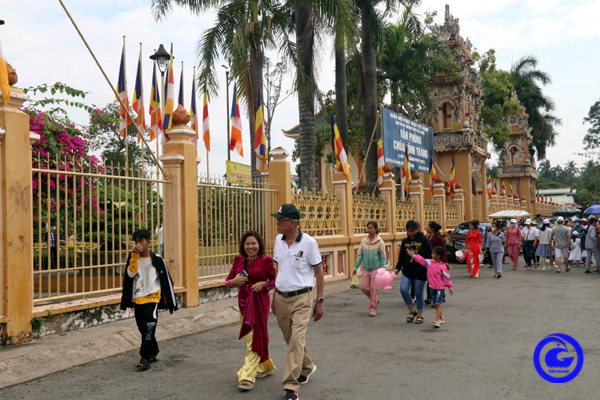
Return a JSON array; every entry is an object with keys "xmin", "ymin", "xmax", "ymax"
[
  {"xmin": 149, "ymin": 356, "xmax": 160, "ymax": 363},
  {"xmin": 406, "ymin": 311, "xmax": 417, "ymax": 323},
  {"xmin": 136, "ymin": 358, "xmax": 151, "ymax": 370},
  {"xmin": 432, "ymin": 321, "xmax": 440, "ymax": 328},
  {"xmin": 415, "ymin": 316, "xmax": 424, "ymax": 324},
  {"xmin": 256, "ymin": 369, "xmax": 275, "ymax": 379},
  {"xmin": 238, "ymin": 380, "xmax": 254, "ymax": 391}
]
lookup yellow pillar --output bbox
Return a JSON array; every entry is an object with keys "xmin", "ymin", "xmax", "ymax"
[
  {"xmin": 453, "ymin": 185, "xmax": 465, "ymax": 222},
  {"xmin": 379, "ymin": 171, "xmax": 397, "ymax": 235},
  {"xmin": 267, "ymin": 147, "xmax": 292, "ymax": 210},
  {"xmin": 489, "ymin": 192, "xmax": 498, "ymax": 216},
  {"xmin": 0, "ymin": 88, "xmax": 35, "ymax": 343},
  {"xmin": 433, "ymin": 179, "xmax": 446, "ymax": 231},
  {"xmin": 409, "ymin": 173, "xmax": 424, "ymax": 227},
  {"xmin": 160, "ymin": 124, "xmax": 199, "ymax": 307},
  {"xmin": 333, "ymin": 171, "xmax": 354, "ymax": 277}
]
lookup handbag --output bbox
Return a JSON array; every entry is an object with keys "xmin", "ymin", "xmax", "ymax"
[{"xmin": 350, "ymin": 275, "xmax": 360, "ymax": 289}]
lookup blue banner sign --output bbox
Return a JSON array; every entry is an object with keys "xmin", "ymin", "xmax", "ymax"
[{"xmin": 382, "ymin": 108, "xmax": 434, "ymax": 173}]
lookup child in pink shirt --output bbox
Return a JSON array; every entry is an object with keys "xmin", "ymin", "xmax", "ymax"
[{"xmin": 407, "ymin": 247, "xmax": 453, "ymax": 328}]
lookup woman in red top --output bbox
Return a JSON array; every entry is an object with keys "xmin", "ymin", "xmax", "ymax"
[
  {"xmin": 464, "ymin": 220, "xmax": 483, "ymax": 278},
  {"xmin": 225, "ymin": 231, "xmax": 276, "ymax": 391}
]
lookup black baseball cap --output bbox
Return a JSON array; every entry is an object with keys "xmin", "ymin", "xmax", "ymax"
[{"xmin": 271, "ymin": 204, "xmax": 301, "ymax": 220}]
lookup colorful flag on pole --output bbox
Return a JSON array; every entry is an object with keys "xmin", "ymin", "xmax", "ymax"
[
  {"xmin": 116, "ymin": 45, "xmax": 131, "ymax": 137},
  {"xmin": 487, "ymin": 175, "xmax": 492, "ymax": 198},
  {"xmin": 502, "ymin": 181, "xmax": 506, "ymax": 195},
  {"xmin": 509, "ymin": 183, "xmax": 514, "ymax": 197},
  {"xmin": 202, "ymin": 92, "xmax": 210, "ymax": 151},
  {"xmin": 449, "ymin": 157, "xmax": 456, "ymax": 195},
  {"xmin": 230, "ymin": 83, "xmax": 243, "ymax": 157},
  {"xmin": 189, "ymin": 74, "xmax": 198, "ymax": 143},
  {"xmin": 516, "ymin": 183, "xmax": 520, "ymax": 198},
  {"xmin": 428, "ymin": 155, "xmax": 436, "ymax": 197},
  {"xmin": 132, "ymin": 52, "xmax": 145, "ymax": 143},
  {"xmin": 255, "ymin": 90, "xmax": 268, "ymax": 172},
  {"xmin": 149, "ymin": 62, "xmax": 162, "ymax": 142},
  {"xmin": 331, "ymin": 115, "xmax": 349, "ymax": 176},
  {"xmin": 162, "ymin": 45, "xmax": 174, "ymax": 142},
  {"xmin": 377, "ymin": 134, "xmax": 384, "ymax": 187},
  {"xmin": 0, "ymin": 40, "xmax": 11, "ymax": 104},
  {"xmin": 178, "ymin": 68, "xmax": 184, "ymax": 107},
  {"xmin": 401, "ymin": 145, "xmax": 411, "ymax": 188}
]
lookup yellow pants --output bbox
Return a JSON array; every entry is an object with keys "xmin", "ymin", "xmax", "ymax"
[{"xmin": 237, "ymin": 314, "xmax": 276, "ymax": 383}]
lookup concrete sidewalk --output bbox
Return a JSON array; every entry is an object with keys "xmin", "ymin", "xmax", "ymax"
[{"xmin": 0, "ymin": 280, "xmax": 350, "ymax": 389}]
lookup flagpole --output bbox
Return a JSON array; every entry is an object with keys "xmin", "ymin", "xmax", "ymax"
[
  {"xmin": 123, "ymin": 36, "xmax": 130, "ymax": 248},
  {"xmin": 139, "ymin": 42, "xmax": 145, "ymax": 175}
]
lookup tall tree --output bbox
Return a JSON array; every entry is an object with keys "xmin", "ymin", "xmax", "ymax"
[
  {"xmin": 509, "ymin": 56, "xmax": 561, "ymax": 160},
  {"xmin": 356, "ymin": 0, "xmax": 419, "ymax": 190},
  {"xmin": 583, "ymin": 98, "xmax": 600, "ymax": 155}
]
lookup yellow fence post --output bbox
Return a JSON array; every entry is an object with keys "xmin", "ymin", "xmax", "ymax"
[
  {"xmin": 409, "ymin": 172, "xmax": 425, "ymax": 228},
  {"xmin": 268, "ymin": 147, "xmax": 292, "ymax": 210},
  {"xmin": 432, "ymin": 178, "xmax": 446, "ymax": 231},
  {"xmin": 160, "ymin": 112, "xmax": 199, "ymax": 308},
  {"xmin": 453, "ymin": 183, "xmax": 465, "ymax": 222},
  {"xmin": 489, "ymin": 190, "xmax": 498, "ymax": 216},
  {"xmin": 379, "ymin": 169, "xmax": 397, "ymax": 235},
  {"xmin": 332, "ymin": 171, "xmax": 353, "ymax": 278},
  {"xmin": 0, "ymin": 87, "xmax": 36, "ymax": 344}
]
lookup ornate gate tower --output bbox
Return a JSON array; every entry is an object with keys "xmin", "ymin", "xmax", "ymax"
[
  {"xmin": 430, "ymin": 5, "xmax": 490, "ymax": 221},
  {"xmin": 497, "ymin": 92, "xmax": 538, "ymax": 215}
]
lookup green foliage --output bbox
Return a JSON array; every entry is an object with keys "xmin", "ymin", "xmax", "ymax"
[
  {"xmin": 583, "ymin": 99, "xmax": 600, "ymax": 154},
  {"xmin": 476, "ymin": 49, "xmax": 521, "ymax": 152},
  {"xmin": 23, "ymin": 82, "xmax": 96, "ymax": 118}
]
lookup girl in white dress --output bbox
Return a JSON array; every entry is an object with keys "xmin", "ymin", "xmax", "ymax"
[{"xmin": 568, "ymin": 232, "xmax": 583, "ymax": 263}]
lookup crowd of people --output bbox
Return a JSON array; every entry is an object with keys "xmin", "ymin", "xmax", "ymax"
[{"xmin": 118, "ymin": 204, "xmax": 600, "ymax": 400}]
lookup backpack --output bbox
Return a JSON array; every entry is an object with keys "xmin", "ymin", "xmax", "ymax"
[{"xmin": 579, "ymin": 226, "xmax": 587, "ymax": 247}]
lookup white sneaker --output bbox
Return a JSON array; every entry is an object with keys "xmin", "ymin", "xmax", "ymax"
[{"xmin": 542, "ymin": 266, "xmax": 546, "ymax": 271}]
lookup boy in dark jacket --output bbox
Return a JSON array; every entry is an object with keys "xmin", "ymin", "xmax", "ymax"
[
  {"xmin": 120, "ymin": 229, "xmax": 178, "ymax": 370},
  {"xmin": 395, "ymin": 220, "xmax": 432, "ymax": 324}
]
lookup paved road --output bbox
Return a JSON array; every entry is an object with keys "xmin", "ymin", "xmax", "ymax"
[{"xmin": 2, "ymin": 261, "xmax": 599, "ymax": 400}]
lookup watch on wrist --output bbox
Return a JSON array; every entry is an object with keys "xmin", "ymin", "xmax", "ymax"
[{"xmin": 317, "ymin": 297, "xmax": 324, "ymax": 303}]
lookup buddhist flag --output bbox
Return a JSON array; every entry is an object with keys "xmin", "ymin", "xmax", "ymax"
[
  {"xmin": 178, "ymin": 68, "xmax": 184, "ymax": 107},
  {"xmin": 502, "ymin": 181, "xmax": 506, "ymax": 194},
  {"xmin": 509, "ymin": 183, "xmax": 514, "ymax": 197},
  {"xmin": 377, "ymin": 134, "xmax": 384, "ymax": 187},
  {"xmin": 116, "ymin": 45, "xmax": 131, "ymax": 137},
  {"xmin": 0, "ymin": 40, "xmax": 11, "ymax": 104},
  {"xmin": 449, "ymin": 157, "xmax": 456, "ymax": 195},
  {"xmin": 132, "ymin": 51, "xmax": 145, "ymax": 143},
  {"xmin": 428, "ymin": 155, "xmax": 436, "ymax": 197},
  {"xmin": 331, "ymin": 115, "xmax": 349, "ymax": 176},
  {"xmin": 255, "ymin": 90, "xmax": 268, "ymax": 172},
  {"xmin": 230, "ymin": 83, "xmax": 243, "ymax": 156},
  {"xmin": 202, "ymin": 92, "xmax": 210, "ymax": 151},
  {"xmin": 401, "ymin": 145, "xmax": 411, "ymax": 188},
  {"xmin": 189, "ymin": 74, "xmax": 198, "ymax": 143},
  {"xmin": 149, "ymin": 62, "xmax": 162, "ymax": 142},
  {"xmin": 516, "ymin": 183, "xmax": 520, "ymax": 198},
  {"xmin": 487, "ymin": 175, "xmax": 492, "ymax": 198},
  {"xmin": 162, "ymin": 44, "xmax": 174, "ymax": 141}
]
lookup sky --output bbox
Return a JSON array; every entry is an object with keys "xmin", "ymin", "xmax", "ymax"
[{"xmin": 3, "ymin": 0, "xmax": 600, "ymax": 177}]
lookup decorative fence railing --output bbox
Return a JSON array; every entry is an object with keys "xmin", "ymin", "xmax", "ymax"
[
  {"xmin": 197, "ymin": 176, "xmax": 278, "ymax": 281},
  {"xmin": 352, "ymin": 193, "xmax": 387, "ymax": 234},
  {"xmin": 32, "ymin": 156, "xmax": 166, "ymax": 304},
  {"xmin": 396, "ymin": 200, "xmax": 414, "ymax": 232},
  {"xmin": 292, "ymin": 187, "xmax": 341, "ymax": 236},
  {"xmin": 446, "ymin": 203, "xmax": 458, "ymax": 230},
  {"xmin": 424, "ymin": 201, "xmax": 440, "ymax": 225}
]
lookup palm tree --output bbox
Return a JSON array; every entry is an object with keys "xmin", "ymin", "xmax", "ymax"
[
  {"xmin": 294, "ymin": 0, "xmax": 354, "ymax": 189},
  {"xmin": 355, "ymin": 0, "xmax": 419, "ymax": 189},
  {"xmin": 509, "ymin": 56, "xmax": 561, "ymax": 160},
  {"xmin": 379, "ymin": 9, "xmax": 455, "ymax": 120},
  {"xmin": 151, "ymin": 0, "xmax": 295, "ymax": 177}
]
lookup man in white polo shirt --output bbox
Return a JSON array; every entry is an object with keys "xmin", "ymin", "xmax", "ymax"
[{"xmin": 271, "ymin": 204, "xmax": 324, "ymax": 400}]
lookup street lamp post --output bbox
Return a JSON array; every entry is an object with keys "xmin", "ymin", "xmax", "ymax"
[{"xmin": 222, "ymin": 65, "xmax": 231, "ymax": 162}]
